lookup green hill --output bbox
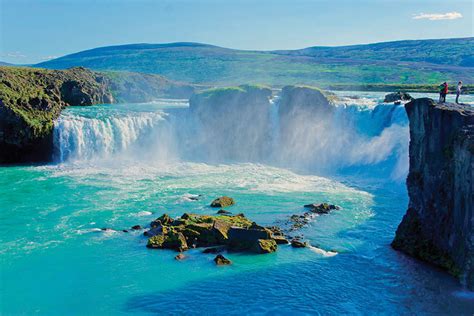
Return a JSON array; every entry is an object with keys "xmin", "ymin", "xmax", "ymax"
[{"xmin": 35, "ymin": 39, "xmax": 474, "ymax": 86}]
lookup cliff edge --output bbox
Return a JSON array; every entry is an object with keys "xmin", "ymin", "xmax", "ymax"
[
  {"xmin": 392, "ymin": 98, "xmax": 473, "ymax": 289},
  {"xmin": 0, "ymin": 66, "xmax": 114, "ymax": 163}
]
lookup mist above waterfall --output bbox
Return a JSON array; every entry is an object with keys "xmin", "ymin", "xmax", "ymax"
[{"xmin": 53, "ymin": 89, "xmax": 409, "ymax": 180}]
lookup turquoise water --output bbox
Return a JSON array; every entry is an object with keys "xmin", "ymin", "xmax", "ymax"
[{"xmin": 1, "ymin": 93, "xmax": 473, "ymax": 315}]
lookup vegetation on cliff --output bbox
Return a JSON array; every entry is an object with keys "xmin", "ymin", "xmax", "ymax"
[{"xmin": 0, "ymin": 66, "xmax": 114, "ymax": 163}]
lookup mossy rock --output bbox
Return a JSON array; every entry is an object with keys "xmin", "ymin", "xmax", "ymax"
[
  {"xmin": 210, "ymin": 196, "xmax": 235, "ymax": 208},
  {"xmin": 252, "ymin": 239, "xmax": 278, "ymax": 254},
  {"xmin": 147, "ymin": 234, "xmax": 166, "ymax": 249},
  {"xmin": 147, "ymin": 231, "xmax": 188, "ymax": 252},
  {"xmin": 151, "ymin": 213, "xmax": 174, "ymax": 227},
  {"xmin": 144, "ymin": 212, "xmax": 282, "ymax": 255}
]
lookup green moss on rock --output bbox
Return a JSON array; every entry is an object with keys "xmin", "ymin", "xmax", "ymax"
[
  {"xmin": 145, "ymin": 212, "xmax": 277, "ymax": 254},
  {"xmin": 0, "ymin": 66, "xmax": 114, "ymax": 163},
  {"xmin": 210, "ymin": 196, "xmax": 235, "ymax": 208}
]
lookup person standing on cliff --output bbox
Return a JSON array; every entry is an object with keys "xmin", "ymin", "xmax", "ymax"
[
  {"xmin": 439, "ymin": 82, "xmax": 448, "ymax": 103},
  {"xmin": 456, "ymin": 81, "xmax": 463, "ymax": 104}
]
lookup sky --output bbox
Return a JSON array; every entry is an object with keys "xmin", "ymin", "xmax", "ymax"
[{"xmin": 0, "ymin": 0, "xmax": 472, "ymax": 64}]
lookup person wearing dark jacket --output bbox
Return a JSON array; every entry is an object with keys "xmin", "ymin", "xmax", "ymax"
[{"xmin": 439, "ymin": 82, "xmax": 448, "ymax": 103}]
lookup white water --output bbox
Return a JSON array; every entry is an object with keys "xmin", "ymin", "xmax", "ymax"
[{"xmin": 53, "ymin": 94, "xmax": 409, "ymax": 179}]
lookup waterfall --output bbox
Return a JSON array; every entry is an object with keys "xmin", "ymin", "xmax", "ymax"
[
  {"xmin": 53, "ymin": 109, "xmax": 170, "ymax": 163},
  {"xmin": 53, "ymin": 97, "xmax": 409, "ymax": 179}
]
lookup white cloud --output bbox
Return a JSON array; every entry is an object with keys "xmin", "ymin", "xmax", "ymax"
[
  {"xmin": 43, "ymin": 55, "xmax": 59, "ymax": 61},
  {"xmin": 0, "ymin": 51, "xmax": 27, "ymax": 59},
  {"xmin": 413, "ymin": 12, "xmax": 463, "ymax": 21}
]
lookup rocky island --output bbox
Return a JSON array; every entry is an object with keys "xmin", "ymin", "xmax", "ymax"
[{"xmin": 392, "ymin": 98, "xmax": 474, "ymax": 289}]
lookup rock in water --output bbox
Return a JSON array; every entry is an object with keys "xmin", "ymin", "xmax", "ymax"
[
  {"xmin": 392, "ymin": 98, "xmax": 474, "ymax": 289},
  {"xmin": 217, "ymin": 209, "xmax": 232, "ymax": 215},
  {"xmin": 304, "ymin": 203, "xmax": 340, "ymax": 214},
  {"xmin": 202, "ymin": 246, "xmax": 225, "ymax": 254},
  {"xmin": 291, "ymin": 239, "xmax": 308, "ymax": 248},
  {"xmin": 144, "ymin": 212, "xmax": 281, "ymax": 255},
  {"xmin": 252, "ymin": 239, "xmax": 278, "ymax": 253},
  {"xmin": 175, "ymin": 253, "xmax": 186, "ymax": 260},
  {"xmin": 210, "ymin": 196, "xmax": 235, "ymax": 208},
  {"xmin": 214, "ymin": 254, "xmax": 232, "ymax": 265},
  {"xmin": 383, "ymin": 92, "xmax": 413, "ymax": 103}
]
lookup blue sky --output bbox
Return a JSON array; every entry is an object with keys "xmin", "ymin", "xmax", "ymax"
[{"xmin": 0, "ymin": 0, "xmax": 472, "ymax": 64}]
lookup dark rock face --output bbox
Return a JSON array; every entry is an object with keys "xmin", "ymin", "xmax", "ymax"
[
  {"xmin": 383, "ymin": 92, "xmax": 413, "ymax": 103},
  {"xmin": 0, "ymin": 66, "xmax": 114, "ymax": 164},
  {"xmin": 392, "ymin": 98, "xmax": 474, "ymax": 289}
]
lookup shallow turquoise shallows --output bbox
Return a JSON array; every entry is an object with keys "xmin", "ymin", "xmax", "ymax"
[{"xmin": 1, "ymin": 93, "xmax": 473, "ymax": 315}]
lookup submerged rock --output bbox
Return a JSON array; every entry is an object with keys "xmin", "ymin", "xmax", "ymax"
[
  {"xmin": 210, "ymin": 196, "xmax": 235, "ymax": 208},
  {"xmin": 203, "ymin": 246, "xmax": 226, "ymax": 254},
  {"xmin": 214, "ymin": 254, "xmax": 232, "ymax": 265},
  {"xmin": 217, "ymin": 209, "xmax": 232, "ymax": 215},
  {"xmin": 131, "ymin": 225, "xmax": 142, "ymax": 230},
  {"xmin": 175, "ymin": 253, "xmax": 186, "ymax": 261}
]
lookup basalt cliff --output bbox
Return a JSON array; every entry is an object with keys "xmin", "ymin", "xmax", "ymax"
[{"xmin": 392, "ymin": 98, "xmax": 474, "ymax": 289}]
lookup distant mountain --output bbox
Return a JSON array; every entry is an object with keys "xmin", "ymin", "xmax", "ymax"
[
  {"xmin": 35, "ymin": 38, "xmax": 474, "ymax": 85},
  {"xmin": 276, "ymin": 38, "xmax": 474, "ymax": 67},
  {"xmin": 0, "ymin": 61, "xmax": 14, "ymax": 66}
]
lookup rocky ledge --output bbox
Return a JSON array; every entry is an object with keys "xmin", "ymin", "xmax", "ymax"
[{"xmin": 392, "ymin": 98, "xmax": 473, "ymax": 289}]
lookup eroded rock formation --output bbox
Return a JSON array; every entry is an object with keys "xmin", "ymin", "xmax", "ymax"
[{"xmin": 392, "ymin": 98, "xmax": 473, "ymax": 289}]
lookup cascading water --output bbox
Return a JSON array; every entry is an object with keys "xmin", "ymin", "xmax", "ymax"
[
  {"xmin": 53, "ymin": 103, "xmax": 184, "ymax": 164},
  {"xmin": 53, "ymin": 94, "xmax": 409, "ymax": 179}
]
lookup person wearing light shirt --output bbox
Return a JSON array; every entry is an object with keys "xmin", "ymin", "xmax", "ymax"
[{"xmin": 456, "ymin": 81, "xmax": 463, "ymax": 104}]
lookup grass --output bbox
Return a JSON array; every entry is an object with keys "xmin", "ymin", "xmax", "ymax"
[{"xmin": 35, "ymin": 39, "xmax": 474, "ymax": 86}]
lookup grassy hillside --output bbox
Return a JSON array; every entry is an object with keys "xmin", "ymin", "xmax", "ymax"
[
  {"xmin": 35, "ymin": 39, "xmax": 474, "ymax": 86},
  {"xmin": 277, "ymin": 38, "xmax": 474, "ymax": 67}
]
